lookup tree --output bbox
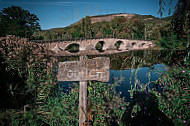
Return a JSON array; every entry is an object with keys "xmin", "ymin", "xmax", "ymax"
[
  {"xmin": 80, "ymin": 16, "xmax": 92, "ymax": 38},
  {"xmin": 159, "ymin": 0, "xmax": 190, "ymax": 42},
  {"xmin": 0, "ymin": 6, "xmax": 41, "ymax": 39},
  {"xmin": 171, "ymin": 0, "xmax": 190, "ymax": 38}
]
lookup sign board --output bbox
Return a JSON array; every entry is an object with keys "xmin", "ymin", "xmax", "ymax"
[{"xmin": 57, "ymin": 57, "xmax": 110, "ymax": 82}]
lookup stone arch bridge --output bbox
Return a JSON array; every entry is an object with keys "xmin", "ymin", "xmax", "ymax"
[{"xmin": 35, "ymin": 38, "xmax": 154, "ymax": 55}]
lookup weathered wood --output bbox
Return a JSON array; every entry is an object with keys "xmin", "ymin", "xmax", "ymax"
[
  {"xmin": 57, "ymin": 57, "xmax": 110, "ymax": 82},
  {"xmin": 79, "ymin": 81, "xmax": 87, "ymax": 126}
]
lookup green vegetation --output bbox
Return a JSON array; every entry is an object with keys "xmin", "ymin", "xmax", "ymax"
[
  {"xmin": 0, "ymin": 36, "xmax": 57, "ymax": 125},
  {"xmin": 157, "ymin": 34, "xmax": 186, "ymax": 49},
  {"xmin": 0, "ymin": 6, "xmax": 41, "ymax": 39},
  {"xmin": 153, "ymin": 64, "xmax": 189, "ymax": 125},
  {"xmin": 158, "ymin": 0, "xmax": 190, "ymax": 49}
]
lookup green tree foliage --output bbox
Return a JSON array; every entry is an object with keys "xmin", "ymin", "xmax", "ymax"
[
  {"xmin": 70, "ymin": 25, "xmax": 81, "ymax": 38},
  {"xmin": 157, "ymin": 34, "xmax": 186, "ymax": 49},
  {"xmin": 81, "ymin": 16, "xmax": 92, "ymax": 38},
  {"xmin": 0, "ymin": 6, "xmax": 41, "ymax": 39},
  {"xmin": 158, "ymin": 0, "xmax": 189, "ymax": 48},
  {"xmin": 159, "ymin": 0, "xmax": 190, "ymax": 41},
  {"xmin": 171, "ymin": 0, "xmax": 190, "ymax": 37}
]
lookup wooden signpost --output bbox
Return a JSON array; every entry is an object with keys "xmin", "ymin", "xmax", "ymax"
[{"xmin": 57, "ymin": 56, "xmax": 110, "ymax": 126}]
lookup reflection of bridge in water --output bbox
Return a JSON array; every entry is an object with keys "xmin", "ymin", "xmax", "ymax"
[{"xmin": 33, "ymin": 38, "xmax": 154, "ymax": 56}]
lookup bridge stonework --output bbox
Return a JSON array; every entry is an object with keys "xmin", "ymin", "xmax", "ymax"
[{"xmin": 42, "ymin": 38, "xmax": 154, "ymax": 55}]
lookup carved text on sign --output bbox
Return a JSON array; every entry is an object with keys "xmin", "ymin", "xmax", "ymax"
[{"xmin": 57, "ymin": 57, "xmax": 110, "ymax": 82}]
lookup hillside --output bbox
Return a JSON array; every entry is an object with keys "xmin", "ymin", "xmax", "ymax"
[
  {"xmin": 36, "ymin": 13, "xmax": 171, "ymax": 41},
  {"xmin": 70, "ymin": 13, "xmax": 137, "ymax": 26},
  {"xmin": 51, "ymin": 13, "xmax": 164, "ymax": 30}
]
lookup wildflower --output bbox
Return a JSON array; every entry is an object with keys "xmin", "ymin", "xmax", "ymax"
[
  {"xmin": 183, "ymin": 120, "xmax": 187, "ymax": 123},
  {"xmin": 182, "ymin": 70, "xmax": 186, "ymax": 73}
]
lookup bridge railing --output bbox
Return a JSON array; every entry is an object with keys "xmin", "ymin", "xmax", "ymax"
[{"xmin": 31, "ymin": 36, "xmax": 151, "ymax": 43}]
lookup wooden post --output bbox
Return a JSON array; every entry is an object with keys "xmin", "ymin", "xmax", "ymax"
[{"xmin": 79, "ymin": 81, "xmax": 87, "ymax": 126}]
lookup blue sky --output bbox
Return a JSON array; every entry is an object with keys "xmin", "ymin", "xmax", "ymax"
[{"xmin": 0, "ymin": 0, "xmax": 178, "ymax": 30}]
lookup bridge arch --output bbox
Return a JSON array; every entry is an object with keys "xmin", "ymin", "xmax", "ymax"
[
  {"xmin": 65, "ymin": 43, "xmax": 82, "ymax": 53},
  {"xmin": 95, "ymin": 41, "xmax": 106, "ymax": 52},
  {"xmin": 138, "ymin": 43, "xmax": 146, "ymax": 47},
  {"xmin": 114, "ymin": 40, "xmax": 125, "ymax": 50},
  {"xmin": 142, "ymin": 43, "xmax": 146, "ymax": 46},
  {"xmin": 132, "ymin": 42, "xmax": 136, "ymax": 46}
]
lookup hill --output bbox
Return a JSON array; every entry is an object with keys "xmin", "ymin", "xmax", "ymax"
[{"xmin": 34, "ymin": 13, "xmax": 171, "ymax": 41}]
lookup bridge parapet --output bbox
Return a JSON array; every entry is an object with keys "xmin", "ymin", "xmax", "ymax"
[{"xmin": 31, "ymin": 37, "xmax": 151, "ymax": 43}]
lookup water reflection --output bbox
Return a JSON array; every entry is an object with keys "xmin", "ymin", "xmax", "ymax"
[{"xmin": 110, "ymin": 64, "xmax": 167, "ymax": 101}]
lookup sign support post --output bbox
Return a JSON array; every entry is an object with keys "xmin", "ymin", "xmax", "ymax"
[{"xmin": 79, "ymin": 81, "xmax": 87, "ymax": 126}]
